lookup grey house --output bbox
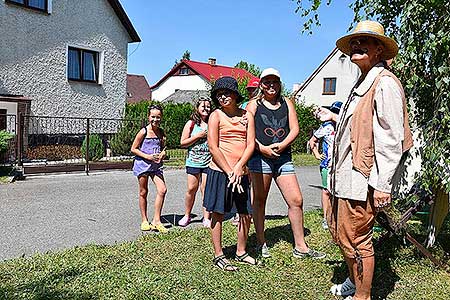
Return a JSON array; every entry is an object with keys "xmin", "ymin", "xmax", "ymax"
[{"xmin": 0, "ymin": 0, "xmax": 140, "ymax": 121}]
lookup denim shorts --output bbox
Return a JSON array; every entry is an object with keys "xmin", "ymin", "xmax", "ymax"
[{"xmin": 248, "ymin": 152, "xmax": 295, "ymax": 177}]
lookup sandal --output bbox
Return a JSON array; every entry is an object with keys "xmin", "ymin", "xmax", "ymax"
[
  {"xmin": 213, "ymin": 255, "xmax": 238, "ymax": 272},
  {"xmin": 235, "ymin": 252, "xmax": 257, "ymax": 265}
]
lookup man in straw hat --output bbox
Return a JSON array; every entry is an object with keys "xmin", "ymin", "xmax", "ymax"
[{"xmin": 317, "ymin": 20, "xmax": 413, "ymax": 299}]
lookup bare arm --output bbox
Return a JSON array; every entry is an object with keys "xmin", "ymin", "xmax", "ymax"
[
  {"xmin": 130, "ymin": 128, "xmax": 154, "ymax": 161},
  {"xmin": 179, "ymin": 120, "xmax": 207, "ymax": 148},
  {"xmin": 308, "ymin": 135, "xmax": 323, "ymax": 160},
  {"xmin": 246, "ymin": 100, "xmax": 280, "ymax": 158},
  {"xmin": 234, "ymin": 111, "xmax": 255, "ymax": 173},
  {"xmin": 207, "ymin": 111, "xmax": 233, "ymax": 175},
  {"xmin": 272, "ymin": 98, "xmax": 299, "ymax": 154}
]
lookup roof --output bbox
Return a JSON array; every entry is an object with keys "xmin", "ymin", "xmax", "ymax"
[
  {"xmin": 107, "ymin": 0, "xmax": 141, "ymax": 43},
  {"xmin": 151, "ymin": 60, "xmax": 258, "ymax": 89},
  {"xmin": 162, "ymin": 90, "xmax": 210, "ymax": 104},
  {"xmin": 126, "ymin": 74, "xmax": 152, "ymax": 103},
  {"xmin": 0, "ymin": 94, "xmax": 32, "ymax": 103},
  {"xmin": 297, "ymin": 47, "xmax": 340, "ymax": 93}
]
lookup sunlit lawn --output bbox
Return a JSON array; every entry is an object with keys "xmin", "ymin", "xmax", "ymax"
[{"xmin": 1, "ymin": 210, "xmax": 449, "ymax": 300}]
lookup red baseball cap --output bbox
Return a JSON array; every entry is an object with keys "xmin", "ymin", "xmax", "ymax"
[{"xmin": 246, "ymin": 78, "xmax": 260, "ymax": 89}]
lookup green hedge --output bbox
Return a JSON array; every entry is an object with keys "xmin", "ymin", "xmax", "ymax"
[
  {"xmin": 110, "ymin": 101, "xmax": 193, "ymax": 155},
  {"xmin": 81, "ymin": 134, "xmax": 104, "ymax": 161},
  {"xmin": 109, "ymin": 100, "xmax": 317, "ymax": 155},
  {"xmin": 292, "ymin": 101, "xmax": 321, "ymax": 153},
  {"xmin": 0, "ymin": 130, "xmax": 13, "ymax": 154}
]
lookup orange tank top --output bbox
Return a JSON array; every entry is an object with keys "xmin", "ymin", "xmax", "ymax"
[{"xmin": 209, "ymin": 109, "xmax": 247, "ymax": 172}]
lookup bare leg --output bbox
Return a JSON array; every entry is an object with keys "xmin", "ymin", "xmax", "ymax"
[
  {"xmin": 249, "ymin": 172, "xmax": 273, "ymax": 246},
  {"xmin": 183, "ymin": 173, "xmax": 200, "ymax": 217},
  {"xmin": 211, "ymin": 212, "xmax": 224, "ymax": 256},
  {"xmin": 345, "ymin": 255, "xmax": 374, "ymax": 300},
  {"xmin": 236, "ymin": 214, "xmax": 252, "ymax": 255},
  {"xmin": 275, "ymin": 174, "xmax": 308, "ymax": 251},
  {"xmin": 322, "ymin": 189, "xmax": 331, "ymax": 220},
  {"xmin": 200, "ymin": 172, "xmax": 210, "ymax": 220},
  {"xmin": 150, "ymin": 173, "xmax": 167, "ymax": 225},
  {"xmin": 138, "ymin": 175, "xmax": 149, "ymax": 222}
]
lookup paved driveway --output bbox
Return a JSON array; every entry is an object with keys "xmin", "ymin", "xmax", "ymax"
[{"xmin": 0, "ymin": 167, "xmax": 323, "ymax": 261}]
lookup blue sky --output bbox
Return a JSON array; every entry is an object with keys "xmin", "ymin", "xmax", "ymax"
[{"xmin": 120, "ymin": 0, "xmax": 355, "ymax": 90}]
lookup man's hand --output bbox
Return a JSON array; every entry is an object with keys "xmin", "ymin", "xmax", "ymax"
[{"xmin": 373, "ymin": 190, "xmax": 391, "ymax": 211}]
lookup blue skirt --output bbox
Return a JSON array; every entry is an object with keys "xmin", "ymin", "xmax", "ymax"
[{"xmin": 203, "ymin": 168, "xmax": 252, "ymax": 215}]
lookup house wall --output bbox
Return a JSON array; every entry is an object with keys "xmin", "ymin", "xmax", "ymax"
[
  {"xmin": 0, "ymin": 0, "xmax": 130, "ymax": 119},
  {"xmin": 0, "ymin": 102, "xmax": 17, "ymax": 117},
  {"xmin": 297, "ymin": 50, "xmax": 360, "ymax": 107},
  {"xmin": 152, "ymin": 75, "xmax": 209, "ymax": 101}
]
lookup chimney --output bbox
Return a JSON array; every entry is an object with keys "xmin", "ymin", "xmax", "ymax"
[{"xmin": 208, "ymin": 57, "xmax": 216, "ymax": 66}]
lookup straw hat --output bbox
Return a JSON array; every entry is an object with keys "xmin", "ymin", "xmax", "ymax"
[{"xmin": 336, "ymin": 20, "xmax": 398, "ymax": 60}]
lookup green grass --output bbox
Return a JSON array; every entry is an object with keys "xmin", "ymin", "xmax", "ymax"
[
  {"xmin": 1, "ymin": 210, "xmax": 449, "ymax": 300},
  {"xmin": 163, "ymin": 150, "xmax": 319, "ymax": 168},
  {"xmin": 292, "ymin": 153, "xmax": 320, "ymax": 166}
]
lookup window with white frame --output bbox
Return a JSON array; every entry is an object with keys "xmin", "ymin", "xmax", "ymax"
[
  {"xmin": 68, "ymin": 47, "xmax": 100, "ymax": 83},
  {"xmin": 6, "ymin": 0, "xmax": 51, "ymax": 13}
]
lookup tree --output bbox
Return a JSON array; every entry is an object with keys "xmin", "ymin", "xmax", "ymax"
[
  {"xmin": 293, "ymin": 0, "xmax": 450, "ymax": 195},
  {"xmin": 234, "ymin": 61, "xmax": 262, "ymax": 77},
  {"xmin": 174, "ymin": 50, "xmax": 191, "ymax": 67},
  {"xmin": 181, "ymin": 50, "xmax": 191, "ymax": 61}
]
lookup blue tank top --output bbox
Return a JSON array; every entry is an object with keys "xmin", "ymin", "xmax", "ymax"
[{"xmin": 185, "ymin": 123, "xmax": 211, "ymax": 168}]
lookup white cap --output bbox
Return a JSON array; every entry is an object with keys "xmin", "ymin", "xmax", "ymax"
[{"xmin": 260, "ymin": 68, "xmax": 281, "ymax": 81}]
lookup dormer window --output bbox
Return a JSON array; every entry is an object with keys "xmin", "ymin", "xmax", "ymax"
[
  {"xmin": 6, "ymin": 0, "xmax": 51, "ymax": 13},
  {"xmin": 179, "ymin": 67, "xmax": 189, "ymax": 75}
]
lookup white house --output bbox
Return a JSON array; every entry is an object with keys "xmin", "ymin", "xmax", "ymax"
[
  {"xmin": 0, "ymin": 0, "xmax": 140, "ymax": 121},
  {"xmin": 294, "ymin": 47, "xmax": 360, "ymax": 107},
  {"xmin": 151, "ymin": 58, "xmax": 258, "ymax": 102}
]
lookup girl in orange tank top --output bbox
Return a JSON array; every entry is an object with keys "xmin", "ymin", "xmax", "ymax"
[{"xmin": 203, "ymin": 76, "xmax": 257, "ymax": 271}]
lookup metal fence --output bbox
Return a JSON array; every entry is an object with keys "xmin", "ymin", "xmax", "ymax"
[{"xmin": 7, "ymin": 114, "xmax": 187, "ymax": 175}]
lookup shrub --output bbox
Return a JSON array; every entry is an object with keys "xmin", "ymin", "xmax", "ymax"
[
  {"xmin": 161, "ymin": 102, "xmax": 193, "ymax": 149},
  {"xmin": 81, "ymin": 134, "xmax": 104, "ymax": 161},
  {"xmin": 26, "ymin": 145, "xmax": 82, "ymax": 161},
  {"xmin": 110, "ymin": 101, "xmax": 151, "ymax": 156},
  {"xmin": 110, "ymin": 101, "xmax": 193, "ymax": 155},
  {"xmin": 0, "ymin": 130, "xmax": 13, "ymax": 154},
  {"xmin": 292, "ymin": 101, "xmax": 321, "ymax": 153}
]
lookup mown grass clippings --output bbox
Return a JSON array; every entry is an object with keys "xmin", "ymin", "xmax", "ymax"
[{"xmin": 1, "ymin": 211, "xmax": 449, "ymax": 300}]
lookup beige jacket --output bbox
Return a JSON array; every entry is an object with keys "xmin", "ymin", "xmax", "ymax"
[{"xmin": 330, "ymin": 63, "xmax": 413, "ymax": 201}]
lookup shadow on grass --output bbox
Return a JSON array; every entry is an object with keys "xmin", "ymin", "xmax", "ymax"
[
  {"xmin": 0, "ymin": 267, "xmax": 96, "ymax": 300},
  {"xmin": 328, "ymin": 236, "xmax": 402, "ymax": 300},
  {"xmin": 161, "ymin": 213, "xmax": 200, "ymax": 227}
]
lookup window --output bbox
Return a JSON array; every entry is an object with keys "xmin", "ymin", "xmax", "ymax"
[
  {"xmin": 68, "ymin": 47, "xmax": 99, "ymax": 83},
  {"xmin": 179, "ymin": 67, "xmax": 189, "ymax": 75},
  {"xmin": 0, "ymin": 109, "xmax": 6, "ymax": 131},
  {"xmin": 6, "ymin": 0, "xmax": 49, "ymax": 13},
  {"xmin": 323, "ymin": 78, "xmax": 336, "ymax": 95}
]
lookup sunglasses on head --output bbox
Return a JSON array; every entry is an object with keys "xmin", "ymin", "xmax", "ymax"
[{"xmin": 261, "ymin": 79, "xmax": 280, "ymax": 87}]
